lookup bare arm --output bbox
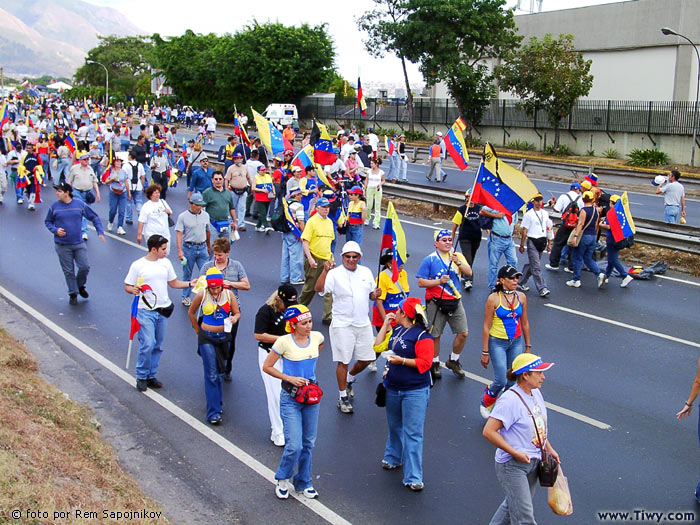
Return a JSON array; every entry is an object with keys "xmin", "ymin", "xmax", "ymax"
[
  {"xmin": 519, "ymin": 293, "xmax": 531, "ymax": 349},
  {"xmin": 481, "ymin": 294, "xmax": 497, "ymax": 368},
  {"xmin": 188, "ymin": 293, "xmax": 203, "ymax": 333},
  {"xmin": 677, "ymin": 356, "xmax": 700, "ymax": 420}
]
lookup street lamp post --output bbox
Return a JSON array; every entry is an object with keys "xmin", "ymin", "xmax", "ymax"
[
  {"xmin": 662, "ymin": 27, "xmax": 700, "ymax": 167},
  {"xmin": 86, "ymin": 59, "xmax": 109, "ymax": 107}
]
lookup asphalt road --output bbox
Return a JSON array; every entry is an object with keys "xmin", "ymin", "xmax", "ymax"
[
  {"xmin": 159, "ymin": 125, "xmax": 700, "ymax": 226},
  {"xmin": 8, "ymin": 159, "xmax": 699, "ymax": 523}
]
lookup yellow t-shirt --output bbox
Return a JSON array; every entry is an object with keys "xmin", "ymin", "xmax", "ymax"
[{"xmin": 301, "ymin": 213, "xmax": 335, "ymax": 260}]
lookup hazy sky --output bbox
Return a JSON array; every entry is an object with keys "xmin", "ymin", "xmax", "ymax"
[{"xmin": 87, "ymin": 0, "xmax": 631, "ymax": 85}]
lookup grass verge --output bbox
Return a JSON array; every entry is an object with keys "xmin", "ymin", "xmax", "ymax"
[{"xmin": 0, "ymin": 328, "xmax": 166, "ymax": 524}]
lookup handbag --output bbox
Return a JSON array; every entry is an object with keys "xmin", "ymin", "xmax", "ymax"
[
  {"xmin": 512, "ymin": 389, "xmax": 559, "ymax": 487},
  {"xmin": 432, "ymin": 297, "xmax": 460, "ymax": 314},
  {"xmin": 375, "ymin": 382, "xmax": 386, "ymax": 407},
  {"xmin": 85, "ymin": 190, "xmax": 96, "ymax": 204},
  {"xmin": 530, "ymin": 237, "xmax": 547, "ymax": 252},
  {"xmin": 281, "ymin": 380, "xmax": 323, "ymax": 404},
  {"xmin": 566, "ymin": 211, "xmax": 595, "ymax": 248}
]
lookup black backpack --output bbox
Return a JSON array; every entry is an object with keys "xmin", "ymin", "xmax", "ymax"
[
  {"xmin": 130, "ymin": 163, "xmax": 139, "ymax": 185},
  {"xmin": 217, "ymin": 144, "xmax": 226, "ymax": 162}
]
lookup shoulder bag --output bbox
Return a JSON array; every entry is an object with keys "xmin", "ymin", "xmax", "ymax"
[
  {"xmin": 567, "ymin": 210, "xmax": 594, "ymax": 248},
  {"xmin": 512, "ymin": 389, "xmax": 558, "ymax": 487}
]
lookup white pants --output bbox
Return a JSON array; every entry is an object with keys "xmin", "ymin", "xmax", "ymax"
[{"xmin": 258, "ymin": 346, "xmax": 283, "ymax": 439}]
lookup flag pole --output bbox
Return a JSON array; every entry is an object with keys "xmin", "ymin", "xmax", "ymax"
[{"xmin": 125, "ymin": 339, "xmax": 133, "ymax": 369}]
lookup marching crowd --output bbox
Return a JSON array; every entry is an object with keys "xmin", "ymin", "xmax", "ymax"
[{"xmin": 3, "ymin": 93, "xmax": 662, "ymax": 521}]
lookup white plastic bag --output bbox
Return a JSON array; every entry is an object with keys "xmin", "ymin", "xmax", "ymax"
[{"xmin": 548, "ymin": 466, "xmax": 573, "ymax": 516}]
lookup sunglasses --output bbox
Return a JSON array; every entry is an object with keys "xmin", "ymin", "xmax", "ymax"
[{"xmin": 343, "ymin": 254, "xmax": 360, "ymax": 259}]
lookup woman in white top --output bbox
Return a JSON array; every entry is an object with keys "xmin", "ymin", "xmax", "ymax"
[
  {"xmin": 137, "ymin": 183, "xmax": 173, "ymax": 252},
  {"xmin": 364, "ymin": 157, "xmax": 385, "ymax": 230}
]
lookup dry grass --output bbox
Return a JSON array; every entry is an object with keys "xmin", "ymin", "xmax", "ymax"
[
  {"xmin": 0, "ymin": 328, "xmax": 166, "ymax": 524},
  {"xmin": 385, "ymin": 199, "xmax": 699, "ymax": 276}
]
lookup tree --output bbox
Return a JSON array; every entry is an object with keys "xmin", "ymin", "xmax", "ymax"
[
  {"xmin": 326, "ymin": 72, "xmax": 356, "ymax": 98},
  {"xmin": 495, "ymin": 33, "xmax": 593, "ymax": 148},
  {"xmin": 74, "ymin": 35, "xmax": 154, "ymax": 102},
  {"xmin": 399, "ymin": 0, "xmax": 521, "ymax": 136},
  {"xmin": 357, "ymin": 0, "xmax": 416, "ymax": 131}
]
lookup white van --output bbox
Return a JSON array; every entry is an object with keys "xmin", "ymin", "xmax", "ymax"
[{"xmin": 262, "ymin": 103, "xmax": 298, "ymax": 129}]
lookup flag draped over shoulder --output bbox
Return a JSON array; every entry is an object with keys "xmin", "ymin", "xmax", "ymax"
[
  {"xmin": 252, "ymin": 109, "xmax": 293, "ymax": 155},
  {"xmin": 444, "ymin": 117, "xmax": 469, "ymax": 170},
  {"xmin": 384, "ymin": 136, "xmax": 394, "ymax": 155},
  {"xmin": 311, "ymin": 121, "xmax": 335, "ymax": 165},
  {"xmin": 380, "ymin": 202, "xmax": 407, "ymax": 282},
  {"xmin": 471, "ymin": 143, "xmax": 538, "ymax": 223},
  {"xmin": 357, "ymin": 77, "xmax": 367, "ymax": 116},
  {"xmin": 606, "ymin": 192, "xmax": 636, "ymax": 242},
  {"xmin": 64, "ymin": 134, "xmax": 76, "ymax": 154},
  {"xmin": 292, "ymin": 145, "xmax": 333, "ymax": 188},
  {"xmin": 282, "ymin": 198, "xmax": 303, "ymax": 240}
]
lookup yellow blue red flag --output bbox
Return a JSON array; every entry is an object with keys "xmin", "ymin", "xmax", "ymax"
[
  {"xmin": 252, "ymin": 108, "xmax": 294, "ymax": 155},
  {"xmin": 606, "ymin": 192, "xmax": 636, "ymax": 242},
  {"xmin": 380, "ymin": 202, "xmax": 407, "ymax": 282},
  {"xmin": 444, "ymin": 117, "xmax": 469, "ymax": 170}
]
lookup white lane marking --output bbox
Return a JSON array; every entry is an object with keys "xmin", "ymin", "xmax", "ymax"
[
  {"xmin": 656, "ymin": 274, "xmax": 700, "ymax": 287},
  {"xmin": 545, "ymin": 303, "xmax": 700, "ymax": 349},
  {"xmin": 446, "ymin": 366, "xmax": 611, "ymax": 430},
  {"xmin": 89, "ymin": 225, "xmax": 147, "ymax": 251},
  {"xmin": 0, "ymin": 285, "xmax": 351, "ymax": 525}
]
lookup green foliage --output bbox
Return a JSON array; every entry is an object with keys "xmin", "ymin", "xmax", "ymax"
[
  {"xmin": 627, "ymin": 148, "xmax": 669, "ymax": 167},
  {"xmin": 465, "ymin": 136, "xmax": 483, "ymax": 147},
  {"xmin": 351, "ymin": 120, "xmax": 368, "ymax": 133},
  {"xmin": 602, "ymin": 148, "xmax": 618, "ymax": 159},
  {"xmin": 585, "ymin": 149, "xmax": 595, "ymax": 156},
  {"xmin": 398, "ymin": 0, "xmax": 521, "ymax": 134},
  {"xmin": 506, "ymin": 140, "xmax": 535, "ymax": 151},
  {"xmin": 495, "ymin": 33, "xmax": 593, "ymax": 147},
  {"xmin": 62, "ymin": 86, "xmax": 104, "ymax": 101},
  {"xmin": 404, "ymin": 130, "xmax": 428, "ymax": 141},
  {"xmin": 378, "ymin": 127, "xmax": 400, "ymax": 138},
  {"xmin": 153, "ymin": 23, "xmax": 335, "ymax": 118},
  {"xmin": 543, "ymin": 144, "xmax": 573, "ymax": 156},
  {"xmin": 74, "ymin": 35, "xmax": 155, "ymax": 101}
]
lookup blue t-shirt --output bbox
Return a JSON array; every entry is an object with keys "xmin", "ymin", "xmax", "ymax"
[
  {"xmin": 189, "ymin": 166, "xmax": 213, "ymax": 193},
  {"xmin": 483, "ymin": 206, "xmax": 516, "ymax": 237}
]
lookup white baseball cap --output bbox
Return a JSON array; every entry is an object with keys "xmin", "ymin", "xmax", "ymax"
[{"xmin": 341, "ymin": 240, "xmax": 362, "ymax": 257}]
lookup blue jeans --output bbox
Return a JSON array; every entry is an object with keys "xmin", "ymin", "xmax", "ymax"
[
  {"xmin": 108, "ymin": 190, "xmax": 127, "ymax": 227},
  {"xmin": 182, "ymin": 243, "xmax": 210, "ymax": 299},
  {"xmin": 120, "ymin": 139, "xmax": 131, "ymax": 152},
  {"xmin": 55, "ymin": 242, "xmax": 89, "ymax": 295},
  {"xmin": 346, "ymin": 224, "xmax": 363, "ymax": 246},
  {"xmin": 140, "ymin": 162, "xmax": 151, "ymax": 185},
  {"xmin": 388, "ymin": 154, "xmax": 399, "ymax": 180},
  {"xmin": 57, "ymin": 158, "xmax": 71, "ymax": 183},
  {"xmin": 604, "ymin": 243, "xmax": 627, "ymax": 278},
  {"xmin": 490, "ymin": 459, "xmax": 540, "ymax": 525},
  {"xmin": 487, "ymin": 234, "xmax": 518, "ymax": 290},
  {"xmin": 231, "ymin": 191, "xmax": 247, "ymax": 228},
  {"xmin": 73, "ymin": 189, "xmax": 90, "ymax": 235},
  {"xmin": 572, "ymin": 234, "xmax": 601, "ymax": 281},
  {"xmin": 39, "ymin": 154, "xmax": 50, "ymax": 179},
  {"xmin": 664, "ymin": 204, "xmax": 680, "ymax": 224},
  {"xmin": 280, "ymin": 232, "xmax": 304, "ymax": 283},
  {"xmin": 126, "ymin": 190, "xmax": 143, "ymax": 223},
  {"xmin": 384, "ymin": 385, "xmax": 430, "ymax": 485},
  {"xmin": 198, "ymin": 330, "xmax": 226, "ymax": 421},
  {"xmin": 276, "ymin": 390, "xmax": 320, "ymax": 490},
  {"xmin": 135, "ymin": 309, "xmax": 168, "ymax": 380},
  {"xmin": 485, "ymin": 336, "xmax": 523, "ymax": 404}
]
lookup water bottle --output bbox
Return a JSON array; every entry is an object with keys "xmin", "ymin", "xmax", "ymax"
[{"xmin": 180, "ymin": 256, "xmax": 188, "ymax": 266}]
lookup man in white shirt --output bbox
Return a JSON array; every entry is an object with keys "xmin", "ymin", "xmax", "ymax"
[
  {"xmin": 517, "ymin": 194, "xmax": 552, "ymax": 297},
  {"xmin": 366, "ymin": 128, "xmax": 379, "ymax": 160},
  {"xmin": 315, "ymin": 241, "xmax": 382, "ymax": 414},
  {"xmin": 547, "ymin": 182, "xmax": 583, "ymax": 271},
  {"xmin": 124, "ymin": 234, "xmax": 194, "ymax": 392},
  {"xmin": 125, "ymin": 151, "xmax": 146, "ymax": 225},
  {"xmin": 206, "ymin": 114, "xmax": 217, "ymax": 144},
  {"xmin": 340, "ymin": 137, "xmax": 356, "ymax": 162},
  {"xmin": 656, "ymin": 169, "xmax": 686, "ymax": 224}
]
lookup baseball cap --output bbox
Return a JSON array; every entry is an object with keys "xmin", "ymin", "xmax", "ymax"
[
  {"xmin": 341, "ymin": 240, "xmax": 362, "ymax": 256},
  {"xmin": 434, "ymin": 229, "xmax": 452, "ymax": 241},
  {"xmin": 436, "ymin": 131, "xmax": 443, "ymax": 137},
  {"xmin": 78, "ymin": 153, "xmax": 89, "ymax": 161},
  {"xmin": 284, "ymin": 149, "xmax": 294, "ymax": 156},
  {"xmin": 288, "ymin": 186, "xmax": 302, "ymax": 197},
  {"xmin": 531, "ymin": 193, "xmax": 543, "ymax": 201},
  {"xmin": 512, "ymin": 353, "xmax": 554, "ymax": 375},
  {"xmin": 257, "ymin": 165, "xmax": 267, "ymax": 171},
  {"xmin": 189, "ymin": 192, "xmax": 205, "ymax": 205},
  {"xmin": 277, "ymin": 283, "xmax": 298, "ymax": 307},
  {"xmin": 348, "ymin": 186, "xmax": 363, "ymax": 194},
  {"xmin": 233, "ymin": 152, "xmax": 243, "ymax": 158},
  {"xmin": 498, "ymin": 265, "xmax": 522, "ymax": 279},
  {"xmin": 291, "ymin": 165, "xmax": 302, "ymax": 173},
  {"xmin": 580, "ymin": 180, "xmax": 592, "ymax": 191},
  {"xmin": 284, "ymin": 304, "xmax": 312, "ymax": 332},
  {"xmin": 53, "ymin": 181, "xmax": 72, "ymax": 193},
  {"xmin": 316, "ymin": 197, "xmax": 330, "ymax": 207},
  {"xmin": 570, "ymin": 182, "xmax": 582, "ymax": 191}
]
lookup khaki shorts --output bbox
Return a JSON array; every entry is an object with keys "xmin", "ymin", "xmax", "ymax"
[
  {"xmin": 329, "ymin": 324, "xmax": 376, "ymax": 364},
  {"xmin": 426, "ymin": 300, "xmax": 468, "ymax": 338}
]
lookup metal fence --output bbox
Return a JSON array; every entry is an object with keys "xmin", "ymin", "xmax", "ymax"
[{"xmin": 300, "ymin": 96, "xmax": 698, "ymax": 136}]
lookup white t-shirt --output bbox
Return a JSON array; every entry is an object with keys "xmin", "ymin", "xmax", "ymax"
[
  {"xmin": 126, "ymin": 160, "xmax": 145, "ymax": 191},
  {"xmin": 520, "ymin": 208, "xmax": 551, "ymax": 239},
  {"xmin": 660, "ymin": 181, "xmax": 685, "ymax": 207},
  {"xmin": 246, "ymin": 159, "xmax": 263, "ymax": 180},
  {"xmin": 138, "ymin": 199, "xmax": 172, "ymax": 240},
  {"xmin": 206, "ymin": 116, "xmax": 217, "ymax": 132},
  {"xmin": 124, "ymin": 257, "xmax": 177, "ymax": 309},
  {"xmin": 554, "ymin": 191, "xmax": 582, "ymax": 213},
  {"xmin": 340, "ymin": 142, "xmax": 355, "ymax": 162},
  {"xmin": 322, "ymin": 264, "xmax": 375, "ymax": 327},
  {"xmin": 366, "ymin": 168, "xmax": 384, "ymax": 189},
  {"xmin": 367, "ymin": 133, "xmax": 379, "ymax": 151}
]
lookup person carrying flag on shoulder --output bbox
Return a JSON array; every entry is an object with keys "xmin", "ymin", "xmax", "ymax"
[
  {"xmin": 480, "ymin": 206, "xmax": 518, "ymax": 292},
  {"xmin": 416, "ymin": 230, "xmax": 472, "ymax": 381},
  {"xmin": 280, "ymin": 185, "xmax": 306, "ymax": 286}
]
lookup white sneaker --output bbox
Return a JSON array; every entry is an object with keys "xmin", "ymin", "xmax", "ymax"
[
  {"xmin": 539, "ymin": 288, "xmax": 550, "ymax": 297},
  {"xmin": 271, "ymin": 433, "xmax": 285, "ymax": 447},
  {"xmin": 364, "ymin": 220, "xmax": 369, "ymax": 226},
  {"xmin": 621, "ymin": 275, "xmax": 633, "ymax": 288},
  {"xmin": 545, "ymin": 264, "xmax": 559, "ymax": 271},
  {"xmin": 563, "ymin": 267, "xmax": 573, "ymax": 273},
  {"xmin": 566, "ymin": 279, "xmax": 581, "ymax": 288},
  {"xmin": 597, "ymin": 273, "xmax": 606, "ymax": 288},
  {"xmin": 27, "ymin": 203, "xmax": 35, "ymax": 211},
  {"xmin": 82, "ymin": 233, "xmax": 88, "ymax": 241},
  {"xmin": 117, "ymin": 226, "xmax": 126, "ymax": 235},
  {"xmin": 368, "ymin": 361, "xmax": 377, "ymax": 372},
  {"xmin": 17, "ymin": 198, "xmax": 23, "ymax": 204},
  {"xmin": 300, "ymin": 487, "xmax": 319, "ymax": 499},
  {"xmin": 275, "ymin": 479, "xmax": 291, "ymax": 499},
  {"xmin": 107, "ymin": 222, "xmax": 113, "ymax": 232},
  {"xmin": 480, "ymin": 403, "xmax": 493, "ymax": 420}
]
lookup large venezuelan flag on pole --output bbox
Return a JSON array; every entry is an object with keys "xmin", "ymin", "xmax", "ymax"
[
  {"xmin": 380, "ymin": 202, "xmax": 407, "ymax": 282},
  {"xmin": 471, "ymin": 143, "xmax": 538, "ymax": 223},
  {"xmin": 0, "ymin": 101, "xmax": 9, "ymax": 129},
  {"xmin": 252, "ymin": 108, "xmax": 294, "ymax": 155},
  {"xmin": 384, "ymin": 136, "xmax": 394, "ymax": 155},
  {"xmin": 444, "ymin": 117, "xmax": 469, "ymax": 170},
  {"xmin": 606, "ymin": 192, "xmax": 636, "ymax": 242},
  {"xmin": 357, "ymin": 76, "xmax": 367, "ymax": 116},
  {"xmin": 292, "ymin": 145, "xmax": 333, "ymax": 188}
]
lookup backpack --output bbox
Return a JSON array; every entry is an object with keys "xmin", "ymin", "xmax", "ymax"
[
  {"xmin": 561, "ymin": 195, "xmax": 580, "ymax": 229},
  {"xmin": 217, "ymin": 144, "xmax": 226, "ymax": 162},
  {"xmin": 271, "ymin": 200, "xmax": 292, "ymax": 233},
  {"xmin": 130, "ymin": 163, "xmax": 139, "ymax": 185}
]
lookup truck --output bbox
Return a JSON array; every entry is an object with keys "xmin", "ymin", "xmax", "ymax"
[{"xmin": 261, "ymin": 103, "xmax": 298, "ymax": 131}]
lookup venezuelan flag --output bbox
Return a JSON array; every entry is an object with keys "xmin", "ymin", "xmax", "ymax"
[
  {"xmin": 100, "ymin": 165, "xmax": 112, "ymax": 183},
  {"xmin": 292, "ymin": 145, "xmax": 333, "ymax": 188},
  {"xmin": 606, "ymin": 192, "xmax": 636, "ymax": 242},
  {"xmin": 64, "ymin": 134, "xmax": 76, "ymax": 154},
  {"xmin": 282, "ymin": 198, "xmax": 303, "ymax": 240},
  {"xmin": 311, "ymin": 121, "xmax": 335, "ymax": 165},
  {"xmin": 34, "ymin": 165, "xmax": 45, "ymax": 186},
  {"xmin": 357, "ymin": 76, "xmax": 367, "ymax": 116},
  {"xmin": 0, "ymin": 101, "xmax": 9, "ymax": 129},
  {"xmin": 252, "ymin": 108, "xmax": 293, "ymax": 155},
  {"xmin": 168, "ymin": 170, "xmax": 178, "ymax": 187},
  {"xmin": 471, "ymin": 143, "xmax": 538, "ymax": 223},
  {"xmin": 444, "ymin": 117, "xmax": 469, "ymax": 170},
  {"xmin": 129, "ymin": 295, "xmax": 140, "ymax": 341},
  {"xmin": 380, "ymin": 202, "xmax": 407, "ymax": 282},
  {"xmin": 234, "ymin": 115, "xmax": 250, "ymax": 145},
  {"xmin": 384, "ymin": 136, "xmax": 394, "ymax": 156}
]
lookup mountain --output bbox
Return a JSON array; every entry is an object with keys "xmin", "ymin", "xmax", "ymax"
[{"xmin": 0, "ymin": 0, "xmax": 144, "ymax": 79}]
